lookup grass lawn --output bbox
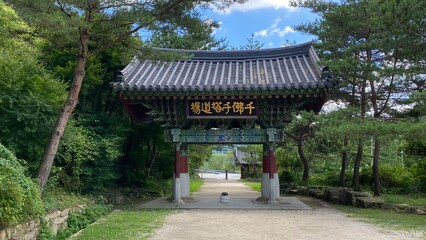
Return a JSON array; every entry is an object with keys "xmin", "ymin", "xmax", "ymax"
[
  {"xmin": 382, "ymin": 193, "xmax": 426, "ymax": 206},
  {"xmin": 243, "ymin": 181, "xmax": 261, "ymax": 192},
  {"xmin": 336, "ymin": 205, "xmax": 426, "ymax": 238},
  {"xmin": 190, "ymin": 178, "xmax": 203, "ymax": 193},
  {"xmin": 72, "ymin": 209, "xmax": 172, "ymax": 240}
]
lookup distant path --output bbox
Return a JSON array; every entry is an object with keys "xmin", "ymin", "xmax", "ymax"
[{"xmin": 149, "ymin": 176, "xmax": 421, "ymax": 240}]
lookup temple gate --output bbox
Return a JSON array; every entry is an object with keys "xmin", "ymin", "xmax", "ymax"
[{"xmin": 112, "ymin": 42, "xmax": 335, "ymax": 203}]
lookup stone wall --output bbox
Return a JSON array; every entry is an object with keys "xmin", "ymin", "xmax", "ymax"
[{"xmin": 0, "ymin": 208, "xmax": 72, "ymax": 240}]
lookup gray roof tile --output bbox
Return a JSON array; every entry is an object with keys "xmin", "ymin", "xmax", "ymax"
[{"xmin": 113, "ymin": 42, "xmax": 335, "ymax": 95}]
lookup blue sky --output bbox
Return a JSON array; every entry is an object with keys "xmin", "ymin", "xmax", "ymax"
[{"xmin": 201, "ymin": 0, "xmax": 320, "ymax": 49}]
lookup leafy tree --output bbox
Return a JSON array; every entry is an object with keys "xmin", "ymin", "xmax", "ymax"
[
  {"xmin": 276, "ymin": 142, "xmax": 303, "ymax": 186},
  {"xmin": 51, "ymin": 114, "xmax": 125, "ymax": 193},
  {"xmin": 0, "ymin": 2, "xmax": 67, "ymax": 172},
  {"xmin": 188, "ymin": 145, "xmax": 214, "ymax": 177},
  {"xmin": 147, "ymin": 15, "xmax": 227, "ymax": 50},
  {"xmin": 7, "ymin": 0, "xmax": 246, "ymax": 191},
  {"xmin": 118, "ymin": 123, "xmax": 174, "ymax": 187},
  {"xmin": 204, "ymin": 150, "xmax": 235, "ymax": 173},
  {"xmin": 285, "ymin": 111, "xmax": 318, "ymax": 183}
]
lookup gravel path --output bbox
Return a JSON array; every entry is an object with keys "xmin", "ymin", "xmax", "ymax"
[{"xmin": 149, "ymin": 177, "xmax": 422, "ymax": 240}]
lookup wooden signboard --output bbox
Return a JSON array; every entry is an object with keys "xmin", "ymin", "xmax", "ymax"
[{"xmin": 187, "ymin": 99, "xmax": 258, "ymax": 119}]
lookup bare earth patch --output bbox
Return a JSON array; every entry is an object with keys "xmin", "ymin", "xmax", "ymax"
[
  {"xmin": 148, "ymin": 177, "xmax": 422, "ymax": 240},
  {"xmin": 149, "ymin": 208, "xmax": 422, "ymax": 240}
]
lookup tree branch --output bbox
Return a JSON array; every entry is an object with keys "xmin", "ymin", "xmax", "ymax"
[{"xmin": 56, "ymin": 0, "xmax": 72, "ymax": 18}]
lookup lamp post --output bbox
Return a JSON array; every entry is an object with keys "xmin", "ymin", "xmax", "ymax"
[{"xmin": 400, "ymin": 150, "xmax": 404, "ymax": 167}]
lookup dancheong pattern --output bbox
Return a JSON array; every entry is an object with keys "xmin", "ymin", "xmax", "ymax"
[{"xmin": 164, "ymin": 129, "xmax": 283, "ymax": 144}]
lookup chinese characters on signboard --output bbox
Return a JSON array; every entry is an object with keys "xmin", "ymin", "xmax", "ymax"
[{"xmin": 187, "ymin": 99, "xmax": 258, "ymax": 118}]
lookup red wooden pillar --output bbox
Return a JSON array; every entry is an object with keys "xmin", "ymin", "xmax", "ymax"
[
  {"xmin": 263, "ymin": 145, "xmax": 270, "ymax": 176},
  {"xmin": 178, "ymin": 144, "xmax": 190, "ymax": 198},
  {"xmin": 261, "ymin": 143, "xmax": 278, "ymax": 202},
  {"xmin": 180, "ymin": 144, "xmax": 188, "ymax": 174},
  {"xmin": 268, "ymin": 145, "xmax": 277, "ymax": 178},
  {"xmin": 175, "ymin": 144, "xmax": 188, "ymax": 176},
  {"xmin": 175, "ymin": 147, "xmax": 182, "ymax": 178},
  {"xmin": 263, "ymin": 143, "xmax": 277, "ymax": 178}
]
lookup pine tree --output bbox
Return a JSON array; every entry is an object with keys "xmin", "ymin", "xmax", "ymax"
[
  {"xmin": 7, "ymin": 0, "xmax": 246, "ymax": 191},
  {"xmin": 292, "ymin": 0, "xmax": 425, "ymax": 195}
]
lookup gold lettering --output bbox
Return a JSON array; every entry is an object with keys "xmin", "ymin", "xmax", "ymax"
[
  {"xmin": 190, "ymin": 100, "xmax": 256, "ymax": 116},
  {"xmin": 232, "ymin": 102, "xmax": 245, "ymax": 114},
  {"xmin": 223, "ymin": 102, "xmax": 232, "ymax": 114},
  {"xmin": 190, "ymin": 102, "xmax": 201, "ymax": 114},
  {"xmin": 245, "ymin": 101, "xmax": 255, "ymax": 114},
  {"xmin": 201, "ymin": 102, "xmax": 212, "ymax": 114},
  {"xmin": 211, "ymin": 102, "xmax": 223, "ymax": 113}
]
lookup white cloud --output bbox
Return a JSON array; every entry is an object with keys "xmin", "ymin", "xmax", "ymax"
[
  {"xmin": 213, "ymin": 0, "xmax": 294, "ymax": 14},
  {"xmin": 272, "ymin": 26, "xmax": 294, "ymax": 37},
  {"xmin": 254, "ymin": 29, "xmax": 268, "ymax": 37},
  {"xmin": 254, "ymin": 17, "xmax": 295, "ymax": 38}
]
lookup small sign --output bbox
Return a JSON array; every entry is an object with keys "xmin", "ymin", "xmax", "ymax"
[{"xmin": 187, "ymin": 99, "xmax": 258, "ymax": 119}]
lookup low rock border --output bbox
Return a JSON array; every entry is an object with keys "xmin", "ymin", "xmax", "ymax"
[
  {"xmin": 0, "ymin": 205, "xmax": 84, "ymax": 240},
  {"xmin": 285, "ymin": 187, "xmax": 426, "ymax": 215}
]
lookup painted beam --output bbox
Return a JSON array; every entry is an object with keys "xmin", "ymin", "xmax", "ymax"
[{"xmin": 165, "ymin": 128, "xmax": 283, "ymax": 144}]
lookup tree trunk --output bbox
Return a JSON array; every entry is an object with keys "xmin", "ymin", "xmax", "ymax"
[
  {"xmin": 147, "ymin": 144, "xmax": 159, "ymax": 177},
  {"xmin": 352, "ymin": 141, "xmax": 363, "ymax": 191},
  {"xmin": 340, "ymin": 137, "xmax": 348, "ymax": 187},
  {"xmin": 37, "ymin": 31, "xmax": 89, "ymax": 191},
  {"xmin": 352, "ymin": 75, "xmax": 367, "ymax": 191},
  {"xmin": 297, "ymin": 140, "xmax": 309, "ymax": 184},
  {"xmin": 372, "ymin": 136, "xmax": 381, "ymax": 196}
]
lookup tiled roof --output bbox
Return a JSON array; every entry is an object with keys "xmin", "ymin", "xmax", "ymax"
[{"xmin": 112, "ymin": 42, "xmax": 335, "ymax": 95}]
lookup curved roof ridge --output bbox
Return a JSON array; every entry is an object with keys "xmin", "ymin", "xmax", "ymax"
[
  {"xmin": 112, "ymin": 41, "xmax": 337, "ymax": 95},
  {"xmin": 149, "ymin": 42, "xmax": 314, "ymax": 61}
]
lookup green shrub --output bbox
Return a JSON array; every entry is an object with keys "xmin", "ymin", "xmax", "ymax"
[
  {"xmin": 53, "ymin": 116, "xmax": 122, "ymax": 193},
  {"xmin": 144, "ymin": 176, "xmax": 172, "ymax": 196},
  {"xmin": 359, "ymin": 167, "xmax": 373, "ymax": 187},
  {"xmin": 414, "ymin": 158, "xmax": 426, "ymax": 192},
  {"xmin": 360, "ymin": 165, "xmax": 421, "ymax": 194},
  {"xmin": 309, "ymin": 171, "xmax": 341, "ymax": 186},
  {"xmin": 0, "ymin": 144, "xmax": 44, "ymax": 228},
  {"xmin": 55, "ymin": 203, "xmax": 112, "ymax": 240},
  {"xmin": 380, "ymin": 165, "xmax": 418, "ymax": 193},
  {"xmin": 279, "ymin": 169, "xmax": 297, "ymax": 187},
  {"xmin": 38, "ymin": 219, "xmax": 55, "ymax": 240}
]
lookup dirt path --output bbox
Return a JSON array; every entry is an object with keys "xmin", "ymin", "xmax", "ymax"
[{"xmin": 149, "ymin": 178, "xmax": 422, "ymax": 240}]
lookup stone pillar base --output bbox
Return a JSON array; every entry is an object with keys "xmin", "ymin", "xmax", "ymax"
[
  {"xmin": 261, "ymin": 173, "xmax": 280, "ymax": 202},
  {"xmin": 172, "ymin": 175, "xmax": 183, "ymax": 203},
  {"xmin": 181, "ymin": 173, "xmax": 190, "ymax": 198}
]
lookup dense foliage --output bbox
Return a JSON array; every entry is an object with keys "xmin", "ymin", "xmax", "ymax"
[
  {"xmin": 277, "ymin": 110, "xmax": 426, "ymax": 194},
  {"xmin": 188, "ymin": 145, "xmax": 214, "ymax": 177},
  {"xmin": 0, "ymin": 1, "xmax": 67, "ymax": 172},
  {"xmin": 287, "ymin": 0, "xmax": 426, "ymax": 195},
  {"xmin": 0, "ymin": 144, "xmax": 44, "ymax": 228},
  {"xmin": 51, "ymin": 115, "xmax": 124, "ymax": 193}
]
